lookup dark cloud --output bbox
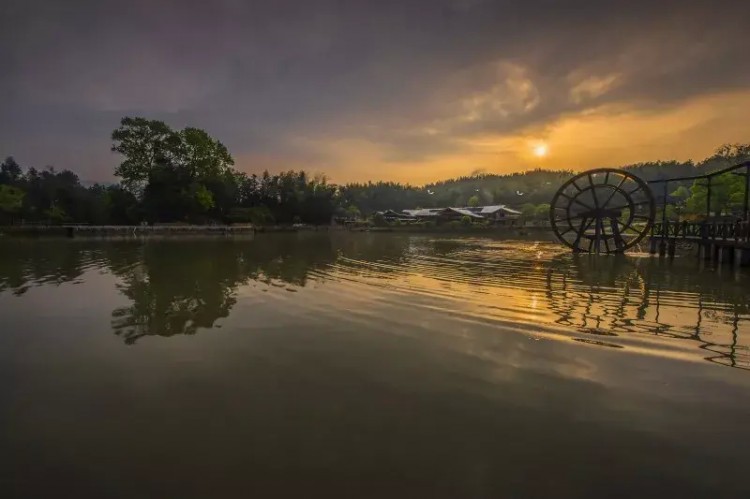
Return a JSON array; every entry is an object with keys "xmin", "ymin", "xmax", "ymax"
[{"xmin": 1, "ymin": 0, "xmax": 748, "ymax": 181}]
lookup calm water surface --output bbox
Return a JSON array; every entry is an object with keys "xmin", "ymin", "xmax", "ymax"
[{"xmin": 1, "ymin": 233, "xmax": 749, "ymax": 497}]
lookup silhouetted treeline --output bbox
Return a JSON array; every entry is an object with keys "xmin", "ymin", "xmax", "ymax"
[
  {"xmin": 1, "ymin": 115, "xmax": 748, "ymax": 225},
  {"xmin": 0, "ymin": 157, "xmax": 139, "ymax": 225}
]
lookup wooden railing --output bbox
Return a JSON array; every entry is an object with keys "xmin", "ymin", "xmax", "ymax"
[{"xmin": 651, "ymin": 221, "xmax": 750, "ymax": 243}]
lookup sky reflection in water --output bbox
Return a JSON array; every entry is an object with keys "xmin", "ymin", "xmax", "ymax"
[{"xmin": 1, "ymin": 233, "xmax": 750, "ymax": 497}]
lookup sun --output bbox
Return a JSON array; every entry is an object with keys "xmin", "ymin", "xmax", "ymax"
[{"xmin": 533, "ymin": 143, "xmax": 548, "ymax": 158}]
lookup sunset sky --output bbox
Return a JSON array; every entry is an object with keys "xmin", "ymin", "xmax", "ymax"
[{"xmin": 2, "ymin": 0, "xmax": 749, "ymax": 184}]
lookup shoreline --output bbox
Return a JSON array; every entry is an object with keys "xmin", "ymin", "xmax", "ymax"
[{"xmin": 1, "ymin": 224, "xmax": 553, "ymax": 237}]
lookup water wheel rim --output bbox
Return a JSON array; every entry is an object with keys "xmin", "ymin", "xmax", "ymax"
[{"xmin": 550, "ymin": 168, "xmax": 655, "ymax": 253}]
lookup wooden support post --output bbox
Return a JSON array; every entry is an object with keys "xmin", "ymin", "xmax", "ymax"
[
  {"xmin": 716, "ymin": 244, "xmax": 729, "ymax": 265},
  {"xmin": 661, "ymin": 181, "xmax": 668, "ymax": 239},
  {"xmin": 659, "ymin": 239, "xmax": 666, "ymax": 257},
  {"xmin": 667, "ymin": 239, "xmax": 676, "ymax": 259},
  {"xmin": 649, "ymin": 238, "xmax": 658, "ymax": 255},
  {"xmin": 734, "ymin": 248, "xmax": 743, "ymax": 269}
]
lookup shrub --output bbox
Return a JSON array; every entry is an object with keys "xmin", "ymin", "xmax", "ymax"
[
  {"xmin": 372, "ymin": 212, "xmax": 386, "ymax": 226},
  {"xmin": 227, "ymin": 206, "xmax": 275, "ymax": 225}
]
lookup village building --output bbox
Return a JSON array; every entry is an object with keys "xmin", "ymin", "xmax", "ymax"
[{"xmin": 397, "ymin": 205, "xmax": 521, "ymax": 224}]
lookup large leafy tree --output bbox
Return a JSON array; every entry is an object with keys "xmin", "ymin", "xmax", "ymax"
[
  {"xmin": 178, "ymin": 127, "xmax": 234, "ymax": 180},
  {"xmin": 111, "ymin": 117, "xmax": 177, "ymax": 194},
  {"xmin": 111, "ymin": 117, "xmax": 236, "ymax": 222}
]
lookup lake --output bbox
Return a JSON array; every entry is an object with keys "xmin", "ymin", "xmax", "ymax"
[{"xmin": 1, "ymin": 232, "xmax": 749, "ymax": 497}]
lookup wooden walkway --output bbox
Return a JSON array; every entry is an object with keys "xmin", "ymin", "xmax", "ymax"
[{"xmin": 650, "ymin": 220, "xmax": 750, "ymax": 265}]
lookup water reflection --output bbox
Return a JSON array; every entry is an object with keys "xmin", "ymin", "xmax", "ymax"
[
  {"xmin": 106, "ymin": 236, "xmax": 342, "ymax": 344},
  {"xmin": 0, "ymin": 234, "xmax": 748, "ymax": 368},
  {"xmin": 546, "ymin": 254, "xmax": 750, "ymax": 369},
  {"xmin": 0, "ymin": 240, "xmax": 89, "ymax": 295}
]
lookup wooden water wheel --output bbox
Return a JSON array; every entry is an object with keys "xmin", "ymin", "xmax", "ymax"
[{"xmin": 550, "ymin": 168, "xmax": 655, "ymax": 253}]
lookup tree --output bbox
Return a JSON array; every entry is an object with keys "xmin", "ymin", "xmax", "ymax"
[
  {"xmin": 467, "ymin": 195, "xmax": 480, "ymax": 207},
  {"xmin": 345, "ymin": 205, "xmax": 361, "ymax": 219},
  {"xmin": 193, "ymin": 184, "xmax": 215, "ymax": 213},
  {"xmin": 178, "ymin": 127, "xmax": 234, "ymax": 180},
  {"xmin": 671, "ymin": 185, "xmax": 690, "ymax": 200},
  {"xmin": 713, "ymin": 143, "xmax": 750, "ymax": 164},
  {"xmin": 112, "ymin": 117, "xmax": 236, "ymax": 222},
  {"xmin": 44, "ymin": 202, "xmax": 67, "ymax": 224},
  {"xmin": 0, "ymin": 157, "xmax": 22, "ymax": 185},
  {"xmin": 104, "ymin": 185, "xmax": 140, "ymax": 225},
  {"xmin": 0, "ymin": 185, "xmax": 24, "ymax": 223},
  {"xmin": 372, "ymin": 212, "xmax": 386, "ymax": 226},
  {"xmin": 111, "ymin": 117, "xmax": 177, "ymax": 194},
  {"xmin": 534, "ymin": 203, "xmax": 550, "ymax": 219},
  {"xmin": 520, "ymin": 203, "xmax": 537, "ymax": 219},
  {"xmin": 684, "ymin": 172, "xmax": 744, "ymax": 217}
]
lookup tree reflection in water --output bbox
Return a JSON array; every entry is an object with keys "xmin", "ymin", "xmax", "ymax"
[
  {"xmin": 107, "ymin": 235, "xmax": 341, "ymax": 344},
  {"xmin": 0, "ymin": 239, "xmax": 90, "ymax": 295}
]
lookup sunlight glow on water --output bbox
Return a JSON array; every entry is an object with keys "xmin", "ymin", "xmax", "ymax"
[{"xmin": 1, "ymin": 233, "xmax": 750, "ymax": 497}]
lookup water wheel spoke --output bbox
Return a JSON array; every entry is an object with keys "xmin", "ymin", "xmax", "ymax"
[
  {"xmin": 627, "ymin": 185, "xmax": 644, "ymax": 196},
  {"xmin": 559, "ymin": 192, "xmax": 594, "ymax": 211},
  {"xmin": 617, "ymin": 219, "xmax": 647, "ymax": 235},
  {"xmin": 573, "ymin": 217, "xmax": 593, "ymax": 250},
  {"xmin": 601, "ymin": 175, "xmax": 628, "ymax": 208},
  {"xmin": 619, "ymin": 225, "xmax": 639, "ymax": 234},
  {"xmin": 619, "ymin": 227, "xmax": 642, "ymax": 237},
  {"xmin": 617, "ymin": 220, "xmax": 648, "ymax": 230},
  {"xmin": 610, "ymin": 218, "xmax": 625, "ymax": 251},
  {"xmin": 588, "ymin": 174, "xmax": 601, "ymax": 210},
  {"xmin": 592, "ymin": 216, "xmax": 602, "ymax": 253},
  {"xmin": 554, "ymin": 217, "xmax": 581, "ymax": 228}
]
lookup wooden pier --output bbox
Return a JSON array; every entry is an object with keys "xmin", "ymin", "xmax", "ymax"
[
  {"xmin": 649, "ymin": 220, "xmax": 750, "ymax": 266},
  {"xmin": 647, "ymin": 160, "xmax": 750, "ymax": 267}
]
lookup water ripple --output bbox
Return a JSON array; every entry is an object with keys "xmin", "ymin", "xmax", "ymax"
[{"xmin": 1, "ymin": 234, "xmax": 748, "ymax": 369}]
